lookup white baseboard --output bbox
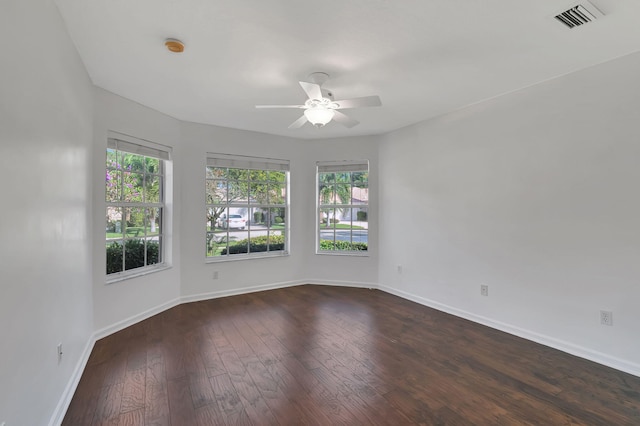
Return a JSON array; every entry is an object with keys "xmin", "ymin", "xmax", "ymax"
[
  {"xmin": 180, "ymin": 280, "xmax": 307, "ymax": 303},
  {"xmin": 93, "ymin": 297, "xmax": 181, "ymax": 341},
  {"xmin": 379, "ymin": 284, "xmax": 640, "ymax": 378},
  {"xmin": 48, "ymin": 336, "xmax": 96, "ymax": 426},
  {"xmin": 180, "ymin": 279, "xmax": 378, "ymax": 304},
  {"xmin": 307, "ymin": 279, "xmax": 378, "ymax": 289}
]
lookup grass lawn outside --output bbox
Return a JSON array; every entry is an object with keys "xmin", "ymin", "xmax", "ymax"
[
  {"xmin": 206, "ymin": 223, "xmax": 286, "ymax": 232},
  {"xmin": 321, "ymin": 224, "xmax": 365, "ymax": 230},
  {"xmin": 106, "ymin": 227, "xmax": 159, "ymax": 239}
]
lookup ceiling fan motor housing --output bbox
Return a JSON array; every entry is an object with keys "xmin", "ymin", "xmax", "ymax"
[
  {"xmin": 255, "ymin": 73, "xmax": 381, "ymax": 129},
  {"xmin": 305, "ymin": 98, "xmax": 339, "ymax": 109},
  {"xmin": 322, "ymin": 89, "xmax": 334, "ymax": 100}
]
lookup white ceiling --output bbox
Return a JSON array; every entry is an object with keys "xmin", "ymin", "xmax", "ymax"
[{"xmin": 54, "ymin": 0, "xmax": 640, "ymax": 140}]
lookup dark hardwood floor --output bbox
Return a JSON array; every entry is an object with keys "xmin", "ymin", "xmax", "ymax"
[{"xmin": 63, "ymin": 285, "xmax": 640, "ymax": 425}]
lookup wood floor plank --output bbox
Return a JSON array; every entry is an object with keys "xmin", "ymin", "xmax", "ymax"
[
  {"xmin": 167, "ymin": 376, "xmax": 196, "ymax": 425},
  {"xmin": 384, "ymin": 388, "xmax": 448, "ymax": 425},
  {"xmin": 210, "ymin": 373, "xmax": 244, "ymax": 419},
  {"xmin": 116, "ymin": 408, "xmax": 144, "ymax": 426},
  {"xmin": 63, "ymin": 285, "xmax": 640, "ymax": 426},
  {"xmin": 183, "ymin": 329, "xmax": 207, "ymax": 374},
  {"xmin": 91, "ymin": 382, "xmax": 124, "ymax": 426},
  {"xmin": 196, "ymin": 331, "xmax": 227, "ymax": 378},
  {"xmin": 310, "ymin": 363, "xmax": 380, "ymax": 424},
  {"xmin": 231, "ymin": 312, "xmax": 279, "ymax": 367},
  {"xmin": 306, "ymin": 346, "xmax": 411, "ymax": 425},
  {"xmin": 244, "ymin": 357, "xmax": 324, "ymax": 425},
  {"xmin": 207, "ymin": 321, "xmax": 235, "ymax": 355},
  {"xmin": 125, "ymin": 341, "xmax": 148, "ymax": 372},
  {"xmin": 245, "ymin": 316, "xmax": 291, "ymax": 362},
  {"xmin": 102, "ymin": 352, "xmax": 128, "ymax": 387},
  {"xmin": 62, "ymin": 362, "xmax": 108, "ymax": 425},
  {"xmin": 276, "ymin": 351, "xmax": 355, "ymax": 423},
  {"xmin": 144, "ymin": 383, "xmax": 170, "ymax": 426},
  {"xmin": 218, "ymin": 316, "xmax": 255, "ymax": 359},
  {"xmin": 247, "ymin": 299, "xmax": 323, "ymax": 370},
  {"xmin": 217, "ymin": 349, "xmax": 278, "ymax": 425},
  {"xmin": 227, "ymin": 372, "xmax": 278, "ymax": 425},
  {"xmin": 194, "ymin": 403, "xmax": 226, "ymax": 426},
  {"xmin": 120, "ymin": 367, "xmax": 145, "ymax": 413},
  {"xmin": 189, "ymin": 373, "xmax": 217, "ymax": 410},
  {"xmin": 162, "ymin": 332, "xmax": 187, "ymax": 381},
  {"xmin": 144, "ymin": 345, "xmax": 170, "ymax": 426},
  {"xmin": 308, "ymin": 345, "xmax": 378, "ymax": 402}
]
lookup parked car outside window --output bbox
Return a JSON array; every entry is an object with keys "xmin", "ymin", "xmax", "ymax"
[{"xmin": 217, "ymin": 214, "xmax": 246, "ymax": 229}]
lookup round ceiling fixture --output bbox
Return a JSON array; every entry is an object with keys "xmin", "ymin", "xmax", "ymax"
[
  {"xmin": 304, "ymin": 108, "xmax": 335, "ymax": 127},
  {"xmin": 307, "ymin": 72, "xmax": 330, "ymax": 86},
  {"xmin": 164, "ymin": 38, "xmax": 184, "ymax": 53}
]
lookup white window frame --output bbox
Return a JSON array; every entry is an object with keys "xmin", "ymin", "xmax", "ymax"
[
  {"xmin": 106, "ymin": 133, "xmax": 171, "ymax": 281},
  {"xmin": 316, "ymin": 160, "xmax": 369, "ymax": 256},
  {"xmin": 206, "ymin": 153, "xmax": 290, "ymax": 262}
]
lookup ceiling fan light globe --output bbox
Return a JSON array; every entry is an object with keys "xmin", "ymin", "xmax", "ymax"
[{"xmin": 304, "ymin": 108, "xmax": 335, "ymax": 126}]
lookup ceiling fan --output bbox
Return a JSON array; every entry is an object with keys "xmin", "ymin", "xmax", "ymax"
[{"xmin": 256, "ymin": 72, "xmax": 382, "ymax": 129}]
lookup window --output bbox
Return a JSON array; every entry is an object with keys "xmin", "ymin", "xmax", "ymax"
[
  {"xmin": 106, "ymin": 136, "xmax": 170, "ymax": 277},
  {"xmin": 206, "ymin": 154, "xmax": 289, "ymax": 259},
  {"xmin": 317, "ymin": 161, "xmax": 369, "ymax": 253}
]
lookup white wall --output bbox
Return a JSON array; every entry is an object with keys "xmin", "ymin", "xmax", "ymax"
[
  {"xmin": 0, "ymin": 1, "xmax": 94, "ymax": 425},
  {"xmin": 378, "ymin": 52, "xmax": 640, "ymax": 375},
  {"xmin": 179, "ymin": 124, "xmax": 379, "ymax": 300},
  {"xmin": 92, "ymin": 88, "xmax": 182, "ymax": 332}
]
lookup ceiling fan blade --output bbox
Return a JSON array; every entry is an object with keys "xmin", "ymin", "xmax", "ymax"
[
  {"xmin": 256, "ymin": 105, "xmax": 304, "ymax": 109},
  {"xmin": 288, "ymin": 115, "xmax": 308, "ymax": 129},
  {"xmin": 299, "ymin": 81, "xmax": 322, "ymax": 100},
  {"xmin": 333, "ymin": 95, "xmax": 382, "ymax": 109},
  {"xmin": 332, "ymin": 111, "xmax": 359, "ymax": 128}
]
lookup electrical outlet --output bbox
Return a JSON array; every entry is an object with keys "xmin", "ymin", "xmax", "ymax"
[
  {"xmin": 480, "ymin": 285, "xmax": 489, "ymax": 297},
  {"xmin": 57, "ymin": 343, "xmax": 63, "ymax": 361},
  {"xmin": 600, "ymin": 310, "xmax": 613, "ymax": 326},
  {"xmin": 212, "ymin": 271, "xmax": 219, "ymax": 280},
  {"xmin": 397, "ymin": 265, "xmax": 402, "ymax": 274}
]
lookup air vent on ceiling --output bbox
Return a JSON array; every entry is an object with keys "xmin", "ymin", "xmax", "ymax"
[{"xmin": 554, "ymin": 2, "xmax": 604, "ymax": 29}]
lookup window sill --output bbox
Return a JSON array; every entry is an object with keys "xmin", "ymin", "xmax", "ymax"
[
  {"xmin": 205, "ymin": 251, "xmax": 289, "ymax": 263},
  {"xmin": 106, "ymin": 263, "xmax": 172, "ymax": 284},
  {"xmin": 315, "ymin": 251, "xmax": 370, "ymax": 257}
]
